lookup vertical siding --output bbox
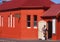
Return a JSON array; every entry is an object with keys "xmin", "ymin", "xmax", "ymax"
[
  {"xmin": 20, "ymin": 9, "xmax": 44, "ymax": 40},
  {"xmin": 0, "ymin": 9, "xmax": 45, "ymax": 40},
  {"xmin": 56, "ymin": 19, "xmax": 60, "ymax": 40}
]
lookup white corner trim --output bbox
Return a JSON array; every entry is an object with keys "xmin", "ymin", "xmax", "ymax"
[{"xmin": 52, "ymin": 19, "xmax": 56, "ymax": 34}]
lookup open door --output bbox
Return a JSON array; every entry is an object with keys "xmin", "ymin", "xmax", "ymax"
[
  {"xmin": 47, "ymin": 21, "xmax": 52, "ymax": 40},
  {"xmin": 38, "ymin": 20, "xmax": 47, "ymax": 40}
]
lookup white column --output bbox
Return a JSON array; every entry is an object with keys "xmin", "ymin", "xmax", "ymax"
[
  {"xmin": 52, "ymin": 19, "xmax": 56, "ymax": 34},
  {"xmin": 13, "ymin": 17, "xmax": 15, "ymax": 28},
  {"xmin": 10, "ymin": 14, "xmax": 12, "ymax": 27}
]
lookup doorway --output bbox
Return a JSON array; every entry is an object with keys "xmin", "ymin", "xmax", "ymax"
[{"xmin": 47, "ymin": 21, "xmax": 52, "ymax": 39}]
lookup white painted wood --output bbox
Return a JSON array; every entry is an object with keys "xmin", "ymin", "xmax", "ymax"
[
  {"xmin": 13, "ymin": 17, "xmax": 15, "ymax": 28},
  {"xmin": 27, "ymin": 27, "xmax": 31, "ymax": 29},
  {"xmin": 10, "ymin": 14, "xmax": 12, "ymax": 27},
  {"xmin": 38, "ymin": 20, "xmax": 47, "ymax": 40},
  {"xmin": 34, "ymin": 26, "xmax": 37, "ymax": 29},
  {"xmin": 52, "ymin": 19, "xmax": 56, "ymax": 34}
]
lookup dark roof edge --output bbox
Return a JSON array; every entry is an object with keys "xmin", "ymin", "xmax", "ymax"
[
  {"xmin": 41, "ymin": 16, "xmax": 56, "ymax": 19},
  {"xmin": 0, "ymin": 7, "xmax": 49, "ymax": 12}
]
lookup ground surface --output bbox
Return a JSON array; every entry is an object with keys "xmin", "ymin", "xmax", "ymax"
[{"xmin": 0, "ymin": 38, "xmax": 59, "ymax": 42}]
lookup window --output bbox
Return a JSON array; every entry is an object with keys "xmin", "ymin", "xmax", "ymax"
[
  {"xmin": 27, "ymin": 15, "xmax": 31, "ymax": 28},
  {"xmin": 8, "ymin": 14, "xmax": 15, "ymax": 28},
  {"xmin": 0, "ymin": 16, "xmax": 3, "ymax": 27},
  {"xmin": 34, "ymin": 15, "xmax": 37, "ymax": 28}
]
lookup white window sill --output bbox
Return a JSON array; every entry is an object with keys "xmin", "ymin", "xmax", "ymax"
[
  {"xmin": 27, "ymin": 27, "xmax": 31, "ymax": 29},
  {"xmin": 34, "ymin": 27, "xmax": 37, "ymax": 29}
]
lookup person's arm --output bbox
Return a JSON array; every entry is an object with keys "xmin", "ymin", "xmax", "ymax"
[{"xmin": 46, "ymin": 28, "xmax": 48, "ymax": 31}]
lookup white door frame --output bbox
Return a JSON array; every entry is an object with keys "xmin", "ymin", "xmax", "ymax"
[{"xmin": 38, "ymin": 20, "xmax": 47, "ymax": 40}]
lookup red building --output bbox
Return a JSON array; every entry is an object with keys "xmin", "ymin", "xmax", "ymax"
[
  {"xmin": 42, "ymin": 4, "xmax": 60, "ymax": 40},
  {"xmin": 0, "ymin": 0, "xmax": 55, "ymax": 40}
]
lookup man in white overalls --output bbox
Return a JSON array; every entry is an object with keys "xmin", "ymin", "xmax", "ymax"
[{"xmin": 42, "ymin": 25, "xmax": 48, "ymax": 40}]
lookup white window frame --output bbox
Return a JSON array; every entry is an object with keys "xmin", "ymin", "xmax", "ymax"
[
  {"xmin": 13, "ymin": 16, "xmax": 15, "ymax": 28},
  {"xmin": 8, "ymin": 15, "xmax": 15, "ymax": 28},
  {"xmin": 27, "ymin": 27, "xmax": 31, "ymax": 29},
  {"xmin": 10, "ymin": 14, "xmax": 12, "ymax": 27}
]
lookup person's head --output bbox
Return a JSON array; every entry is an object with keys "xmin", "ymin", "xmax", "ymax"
[{"xmin": 44, "ymin": 25, "xmax": 46, "ymax": 28}]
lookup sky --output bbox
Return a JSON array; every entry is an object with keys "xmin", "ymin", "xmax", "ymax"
[
  {"xmin": 51, "ymin": 0, "xmax": 60, "ymax": 4},
  {"xmin": 0, "ymin": 0, "xmax": 2, "ymax": 3},
  {"xmin": 0, "ymin": 0, "xmax": 60, "ymax": 4},
  {"xmin": 0, "ymin": 0, "xmax": 11, "ymax": 3}
]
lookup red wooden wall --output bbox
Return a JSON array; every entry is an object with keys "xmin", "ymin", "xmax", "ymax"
[
  {"xmin": 0, "ymin": 9, "xmax": 45, "ymax": 40},
  {"xmin": 56, "ymin": 19, "xmax": 60, "ymax": 40}
]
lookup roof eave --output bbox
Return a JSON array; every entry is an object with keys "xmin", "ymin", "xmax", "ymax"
[{"xmin": 0, "ymin": 6, "xmax": 49, "ymax": 12}]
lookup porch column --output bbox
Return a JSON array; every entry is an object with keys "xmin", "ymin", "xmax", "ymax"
[{"xmin": 52, "ymin": 18, "xmax": 56, "ymax": 40}]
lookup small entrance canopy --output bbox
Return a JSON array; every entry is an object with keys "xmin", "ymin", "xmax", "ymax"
[{"xmin": 42, "ymin": 4, "xmax": 60, "ymax": 18}]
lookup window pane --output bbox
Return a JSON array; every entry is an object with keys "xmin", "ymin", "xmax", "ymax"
[
  {"xmin": 27, "ymin": 15, "xmax": 31, "ymax": 27},
  {"xmin": 34, "ymin": 21, "xmax": 37, "ymax": 27},
  {"xmin": 34, "ymin": 15, "xmax": 37, "ymax": 27},
  {"xmin": 34, "ymin": 15, "xmax": 37, "ymax": 21},
  {"xmin": 27, "ymin": 22, "xmax": 30, "ymax": 27},
  {"xmin": 27, "ymin": 15, "xmax": 30, "ymax": 21}
]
